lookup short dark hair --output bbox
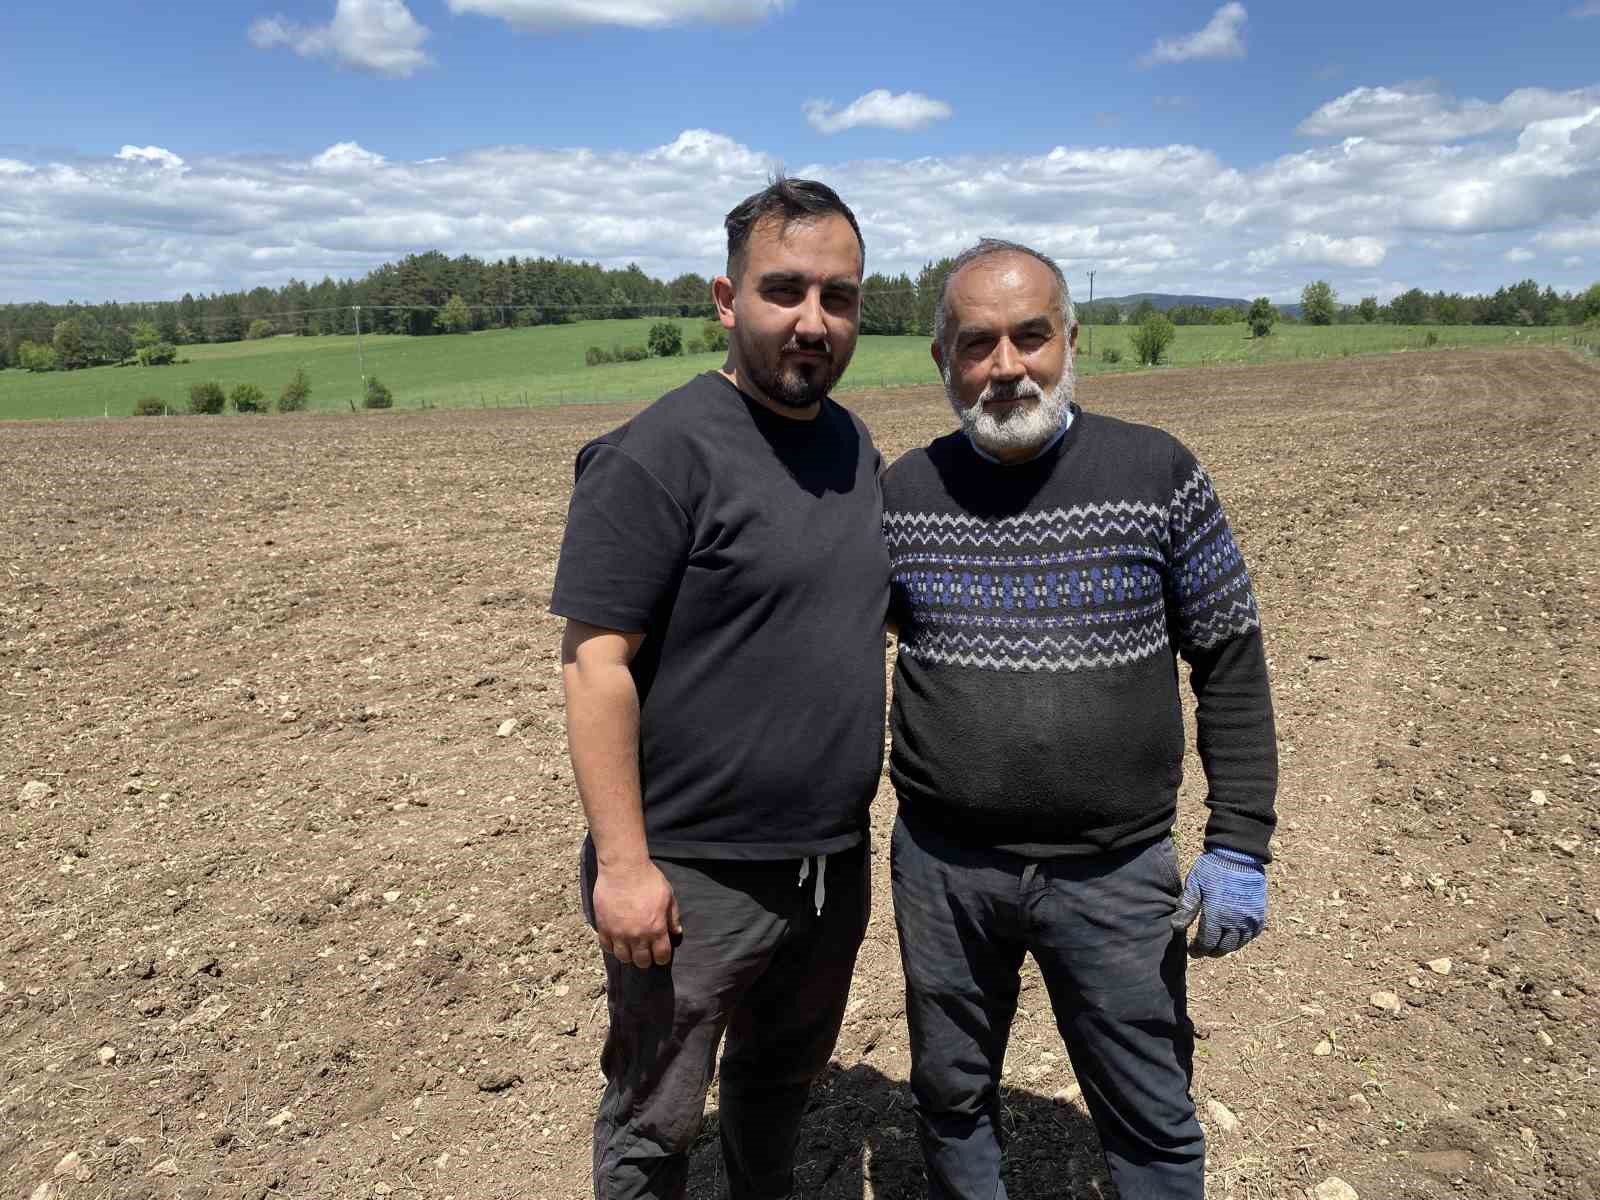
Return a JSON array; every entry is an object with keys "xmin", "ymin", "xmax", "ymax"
[{"xmin": 724, "ymin": 174, "xmax": 865, "ymax": 280}]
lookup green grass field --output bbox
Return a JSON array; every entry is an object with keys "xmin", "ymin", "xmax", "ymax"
[{"xmin": 0, "ymin": 316, "xmax": 1582, "ymax": 421}]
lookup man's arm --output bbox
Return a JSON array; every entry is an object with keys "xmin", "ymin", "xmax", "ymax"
[
  {"xmin": 561, "ymin": 619, "xmax": 682, "ymax": 968},
  {"xmin": 1165, "ymin": 448, "xmax": 1278, "ymax": 955}
]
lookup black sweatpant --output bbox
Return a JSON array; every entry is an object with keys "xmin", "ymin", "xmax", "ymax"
[
  {"xmin": 890, "ymin": 814, "xmax": 1204, "ymax": 1200},
  {"xmin": 580, "ymin": 839, "xmax": 869, "ymax": 1200}
]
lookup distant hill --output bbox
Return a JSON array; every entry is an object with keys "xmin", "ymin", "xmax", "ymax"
[{"xmin": 1095, "ymin": 292, "xmax": 1251, "ymax": 312}]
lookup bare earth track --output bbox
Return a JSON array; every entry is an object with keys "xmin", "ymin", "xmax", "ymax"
[{"xmin": 3, "ymin": 346, "xmax": 1598, "ymax": 1199}]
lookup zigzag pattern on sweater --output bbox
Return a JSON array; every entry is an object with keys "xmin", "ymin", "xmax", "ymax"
[
  {"xmin": 885, "ymin": 503, "xmax": 1167, "ymax": 549},
  {"xmin": 1167, "ymin": 464, "xmax": 1219, "ymax": 543},
  {"xmin": 902, "ymin": 634, "xmax": 1172, "ymax": 673},
  {"xmin": 907, "ymin": 622, "xmax": 1170, "ymax": 667},
  {"xmin": 887, "ymin": 457, "xmax": 1259, "ymax": 674},
  {"xmin": 891, "ymin": 543, "xmax": 1168, "ymax": 572},
  {"xmin": 1183, "ymin": 597, "xmax": 1261, "ymax": 650}
]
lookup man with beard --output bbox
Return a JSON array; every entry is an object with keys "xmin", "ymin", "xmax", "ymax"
[
  {"xmin": 881, "ymin": 239, "xmax": 1279, "ymax": 1199},
  {"xmin": 550, "ymin": 177, "xmax": 887, "ymax": 1199}
]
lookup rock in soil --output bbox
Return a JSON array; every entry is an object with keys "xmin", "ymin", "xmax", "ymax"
[
  {"xmin": 1313, "ymin": 1179, "xmax": 1359, "ymax": 1200},
  {"xmin": 1206, "ymin": 1099, "xmax": 1241, "ymax": 1134}
]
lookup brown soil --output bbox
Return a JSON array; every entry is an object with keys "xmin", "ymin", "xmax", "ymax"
[{"xmin": 4, "ymin": 346, "xmax": 1598, "ymax": 1200}]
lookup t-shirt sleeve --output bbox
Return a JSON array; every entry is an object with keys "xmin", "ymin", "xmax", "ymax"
[{"xmin": 549, "ymin": 442, "xmax": 691, "ymax": 633}]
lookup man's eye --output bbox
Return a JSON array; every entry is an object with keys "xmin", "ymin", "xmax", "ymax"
[
  {"xmin": 1017, "ymin": 335, "xmax": 1047, "ymax": 352},
  {"xmin": 766, "ymin": 287, "xmax": 801, "ymax": 302}
]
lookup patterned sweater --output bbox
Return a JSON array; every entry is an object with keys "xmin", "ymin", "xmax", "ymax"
[{"xmin": 883, "ymin": 406, "xmax": 1279, "ymax": 860}]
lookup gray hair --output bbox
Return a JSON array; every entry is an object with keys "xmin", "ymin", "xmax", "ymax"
[{"xmin": 932, "ymin": 238, "xmax": 1076, "ymax": 353}]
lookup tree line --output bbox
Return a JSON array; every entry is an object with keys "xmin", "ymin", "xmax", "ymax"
[{"xmin": 3, "ymin": 244, "xmax": 1597, "ymax": 373}]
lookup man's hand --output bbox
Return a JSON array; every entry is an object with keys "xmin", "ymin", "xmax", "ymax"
[
  {"xmin": 1170, "ymin": 848, "xmax": 1266, "ymax": 957},
  {"xmin": 593, "ymin": 860, "xmax": 683, "ymax": 968}
]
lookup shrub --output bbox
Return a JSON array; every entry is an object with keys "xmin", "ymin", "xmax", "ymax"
[
  {"xmin": 1247, "ymin": 297, "xmax": 1275, "ymax": 338},
  {"xmin": 585, "ymin": 345, "xmax": 614, "ymax": 367},
  {"xmin": 1100, "ymin": 346, "xmax": 1123, "ymax": 364},
  {"xmin": 136, "ymin": 341, "xmax": 177, "ymax": 366},
  {"xmin": 1130, "ymin": 314, "xmax": 1176, "ymax": 366},
  {"xmin": 363, "ymin": 376, "xmax": 393, "ymax": 409},
  {"xmin": 279, "ymin": 369, "xmax": 311, "ymax": 412},
  {"xmin": 647, "ymin": 322, "xmax": 684, "ymax": 357},
  {"xmin": 1424, "ymin": 331, "xmax": 1439, "ymax": 347},
  {"xmin": 618, "ymin": 344, "xmax": 649, "ymax": 362},
  {"xmin": 132, "ymin": 395, "xmax": 165, "ymax": 417},
  {"xmin": 231, "ymin": 383, "xmax": 267, "ymax": 413},
  {"xmin": 246, "ymin": 319, "xmax": 275, "ymax": 340},
  {"xmin": 686, "ymin": 337, "xmax": 707, "ymax": 354},
  {"xmin": 700, "ymin": 320, "xmax": 729, "ymax": 353},
  {"xmin": 18, "ymin": 341, "xmax": 57, "ymax": 372},
  {"xmin": 188, "ymin": 381, "xmax": 226, "ymax": 414}
]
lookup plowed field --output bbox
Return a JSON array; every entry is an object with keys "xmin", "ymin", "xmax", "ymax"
[{"xmin": 4, "ymin": 346, "xmax": 1598, "ymax": 1199}]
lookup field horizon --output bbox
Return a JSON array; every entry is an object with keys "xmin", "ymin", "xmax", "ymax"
[{"xmin": 0, "ymin": 315, "xmax": 1585, "ymax": 422}]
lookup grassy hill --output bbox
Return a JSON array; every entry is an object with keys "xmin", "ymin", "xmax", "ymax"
[{"xmin": 0, "ymin": 316, "xmax": 1579, "ymax": 421}]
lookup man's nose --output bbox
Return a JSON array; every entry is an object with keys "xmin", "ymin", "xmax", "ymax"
[
  {"xmin": 795, "ymin": 289, "xmax": 827, "ymax": 341},
  {"xmin": 990, "ymin": 338, "xmax": 1024, "ymax": 380}
]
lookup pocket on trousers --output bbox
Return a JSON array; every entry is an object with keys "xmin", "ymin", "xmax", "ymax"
[
  {"xmin": 1158, "ymin": 835, "xmax": 1183, "ymax": 896},
  {"xmin": 578, "ymin": 835, "xmax": 597, "ymax": 929}
]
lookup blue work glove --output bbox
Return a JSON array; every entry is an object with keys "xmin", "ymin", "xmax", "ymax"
[{"xmin": 1170, "ymin": 848, "xmax": 1267, "ymax": 957}]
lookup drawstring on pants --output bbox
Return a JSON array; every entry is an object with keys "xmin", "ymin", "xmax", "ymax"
[{"xmin": 797, "ymin": 854, "xmax": 827, "ymax": 916}]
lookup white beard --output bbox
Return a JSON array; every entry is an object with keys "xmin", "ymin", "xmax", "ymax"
[{"xmin": 945, "ymin": 363, "xmax": 1075, "ymax": 459}]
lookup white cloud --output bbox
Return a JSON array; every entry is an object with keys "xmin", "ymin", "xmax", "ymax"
[
  {"xmin": 1298, "ymin": 84, "xmax": 1600, "ymax": 143},
  {"xmin": 1535, "ymin": 222, "xmax": 1600, "ymax": 251},
  {"xmin": 1140, "ymin": 3, "xmax": 1246, "ymax": 67},
  {"xmin": 1572, "ymin": 1, "xmax": 1600, "ymax": 15},
  {"xmin": 311, "ymin": 142, "xmax": 389, "ymax": 172},
  {"xmin": 444, "ymin": 0, "xmax": 786, "ymax": 30},
  {"xmin": 1563, "ymin": 256, "xmax": 1585, "ymax": 267},
  {"xmin": 803, "ymin": 90, "xmax": 954, "ymax": 135},
  {"xmin": 1505, "ymin": 247, "xmax": 1535, "ymax": 262},
  {"xmin": 1248, "ymin": 232, "xmax": 1387, "ymax": 270},
  {"xmin": 248, "ymin": 0, "xmax": 431, "ymax": 78},
  {"xmin": 115, "ymin": 145, "xmax": 186, "ymax": 171},
  {"xmin": 5, "ymin": 79, "xmax": 1600, "ymax": 305}
]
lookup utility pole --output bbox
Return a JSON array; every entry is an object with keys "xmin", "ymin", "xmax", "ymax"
[
  {"xmin": 353, "ymin": 305, "xmax": 366, "ymax": 409},
  {"xmin": 1086, "ymin": 270, "xmax": 1096, "ymax": 359}
]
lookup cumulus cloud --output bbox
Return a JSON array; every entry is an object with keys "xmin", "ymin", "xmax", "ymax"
[
  {"xmin": 311, "ymin": 142, "xmax": 389, "ymax": 172},
  {"xmin": 1505, "ymin": 247, "xmax": 1536, "ymax": 262},
  {"xmin": 115, "ymin": 145, "xmax": 186, "ymax": 171},
  {"xmin": 248, "ymin": 0, "xmax": 432, "ymax": 77},
  {"xmin": 1535, "ymin": 223, "xmax": 1600, "ymax": 251},
  {"xmin": 443, "ymin": 0, "xmax": 786, "ymax": 30},
  {"xmin": 1140, "ymin": 3, "xmax": 1246, "ymax": 67},
  {"xmin": 1247, "ymin": 232, "xmax": 1387, "ymax": 270},
  {"xmin": 5, "ymin": 81, "xmax": 1600, "ymax": 304},
  {"xmin": 803, "ymin": 90, "xmax": 954, "ymax": 134},
  {"xmin": 1298, "ymin": 84, "xmax": 1600, "ymax": 143}
]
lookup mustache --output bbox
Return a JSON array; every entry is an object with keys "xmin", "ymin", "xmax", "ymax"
[
  {"xmin": 977, "ymin": 377, "xmax": 1045, "ymax": 406},
  {"xmin": 781, "ymin": 336, "xmax": 831, "ymax": 357}
]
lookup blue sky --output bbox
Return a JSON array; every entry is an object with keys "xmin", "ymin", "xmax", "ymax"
[{"xmin": 3, "ymin": 0, "xmax": 1599, "ymax": 304}]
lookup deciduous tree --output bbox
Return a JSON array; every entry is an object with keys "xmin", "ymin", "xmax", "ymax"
[{"xmin": 1301, "ymin": 280, "xmax": 1337, "ymax": 326}]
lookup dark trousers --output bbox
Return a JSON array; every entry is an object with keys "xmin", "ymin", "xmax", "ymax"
[
  {"xmin": 580, "ymin": 840, "xmax": 869, "ymax": 1200},
  {"xmin": 890, "ymin": 814, "xmax": 1204, "ymax": 1200}
]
